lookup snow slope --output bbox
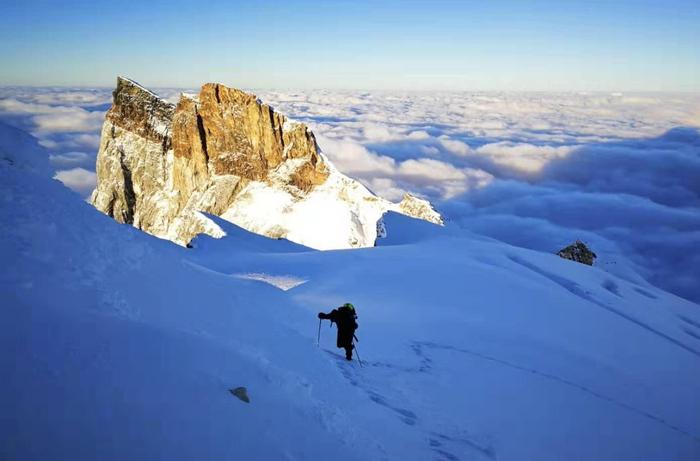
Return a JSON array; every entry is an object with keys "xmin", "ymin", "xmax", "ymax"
[
  {"xmin": 2, "ymin": 123, "xmax": 700, "ymax": 460},
  {"xmin": 219, "ymin": 159, "xmax": 391, "ymax": 250}
]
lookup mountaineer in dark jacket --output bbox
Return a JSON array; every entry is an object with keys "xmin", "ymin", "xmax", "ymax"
[{"xmin": 318, "ymin": 303, "xmax": 358, "ymax": 360}]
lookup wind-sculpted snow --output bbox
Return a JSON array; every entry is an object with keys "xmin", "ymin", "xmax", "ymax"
[
  {"xmin": 1, "ymin": 87, "xmax": 699, "ymax": 301},
  {"xmin": 2, "ymin": 123, "xmax": 700, "ymax": 459}
]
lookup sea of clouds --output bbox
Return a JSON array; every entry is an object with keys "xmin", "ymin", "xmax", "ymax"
[{"xmin": 1, "ymin": 85, "xmax": 699, "ymax": 304}]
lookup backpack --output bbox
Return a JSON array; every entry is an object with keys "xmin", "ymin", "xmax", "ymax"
[{"xmin": 336, "ymin": 303, "xmax": 358, "ymax": 330}]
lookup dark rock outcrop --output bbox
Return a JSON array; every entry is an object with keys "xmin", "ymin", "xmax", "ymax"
[{"xmin": 557, "ymin": 240, "xmax": 597, "ymax": 266}]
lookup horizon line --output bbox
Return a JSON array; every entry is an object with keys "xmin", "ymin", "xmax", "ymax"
[{"xmin": 2, "ymin": 82, "xmax": 700, "ymax": 95}]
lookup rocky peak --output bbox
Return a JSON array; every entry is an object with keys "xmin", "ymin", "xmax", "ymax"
[
  {"xmin": 108, "ymin": 77, "xmax": 175, "ymax": 146},
  {"xmin": 398, "ymin": 193, "xmax": 444, "ymax": 225},
  {"xmin": 91, "ymin": 77, "xmax": 442, "ymax": 249},
  {"xmin": 557, "ymin": 240, "xmax": 597, "ymax": 266},
  {"xmin": 181, "ymin": 83, "xmax": 328, "ymax": 188}
]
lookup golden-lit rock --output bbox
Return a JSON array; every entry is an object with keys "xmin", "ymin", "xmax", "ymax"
[{"xmin": 91, "ymin": 77, "xmax": 441, "ymax": 249}]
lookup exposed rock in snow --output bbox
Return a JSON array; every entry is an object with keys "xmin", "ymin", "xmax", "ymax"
[
  {"xmin": 229, "ymin": 387, "xmax": 250, "ymax": 403},
  {"xmin": 557, "ymin": 240, "xmax": 597, "ymax": 266},
  {"xmin": 91, "ymin": 77, "xmax": 442, "ymax": 249},
  {"xmin": 397, "ymin": 193, "xmax": 444, "ymax": 225}
]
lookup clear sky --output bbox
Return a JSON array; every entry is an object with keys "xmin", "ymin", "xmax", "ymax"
[{"xmin": 1, "ymin": 0, "xmax": 699, "ymax": 91}]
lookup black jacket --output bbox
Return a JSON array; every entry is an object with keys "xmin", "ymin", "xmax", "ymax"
[{"xmin": 319, "ymin": 305, "xmax": 358, "ymax": 348}]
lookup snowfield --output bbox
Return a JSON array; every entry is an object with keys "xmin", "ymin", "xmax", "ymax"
[{"xmin": 2, "ymin": 121, "xmax": 700, "ymax": 460}]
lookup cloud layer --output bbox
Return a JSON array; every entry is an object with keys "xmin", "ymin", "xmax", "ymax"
[
  {"xmin": 257, "ymin": 89, "xmax": 700, "ymax": 303},
  {"xmin": 53, "ymin": 167, "xmax": 97, "ymax": 196},
  {"xmin": 2, "ymin": 85, "xmax": 699, "ymax": 303}
]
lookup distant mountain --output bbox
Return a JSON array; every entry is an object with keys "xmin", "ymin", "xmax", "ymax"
[{"xmin": 90, "ymin": 77, "xmax": 442, "ymax": 249}]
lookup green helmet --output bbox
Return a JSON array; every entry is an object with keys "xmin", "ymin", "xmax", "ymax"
[{"xmin": 343, "ymin": 302, "xmax": 355, "ymax": 310}]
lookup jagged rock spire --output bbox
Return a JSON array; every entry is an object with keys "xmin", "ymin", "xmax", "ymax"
[{"xmin": 91, "ymin": 77, "xmax": 442, "ymax": 249}]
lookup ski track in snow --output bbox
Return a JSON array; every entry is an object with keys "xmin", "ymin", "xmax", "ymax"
[
  {"xmin": 680, "ymin": 314, "xmax": 700, "ymax": 342},
  {"xmin": 508, "ymin": 255, "xmax": 700, "ymax": 359},
  {"xmin": 679, "ymin": 315, "xmax": 700, "ymax": 330},
  {"xmin": 326, "ymin": 315, "xmax": 700, "ymax": 461},
  {"xmin": 413, "ymin": 341, "xmax": 700, "ymax": 445},
  {"xmin": 325, "ymin": 349, "xmax": 497, "ymax": 461},
  {"xmin": 634, "ymin": 287, "xmax": 658, "ymax": 299},
  {"xmin": 329, "ymin": 335, "xmax": 700, "ymax": 461},
  {"xmin": 684, "ymin": 327, "xmax": 700, "ymax": 341}
]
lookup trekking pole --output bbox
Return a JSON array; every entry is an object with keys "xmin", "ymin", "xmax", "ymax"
[
  {"xmin": 317, "ymin": 319, "xmax": 322, "ymax": 347},
  {"xmin": 354, "ymin": 342, "xmax": 363, "ymax": 367}
]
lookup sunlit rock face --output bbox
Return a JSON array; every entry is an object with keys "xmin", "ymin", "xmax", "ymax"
[
  {"xmin": 398, "ymin": 193, "xmax": 443, "ymax": 226},
  {"xmin": 91, "ymin": 77, "xmax": 441, "ymax": 249}
]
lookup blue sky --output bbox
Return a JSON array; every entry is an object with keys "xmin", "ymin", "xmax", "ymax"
[{"xmin": 1, "ymin": 0, "xmax": 699, "ymax": 90}]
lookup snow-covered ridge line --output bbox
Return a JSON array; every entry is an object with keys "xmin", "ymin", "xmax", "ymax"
[{"xmin": 91, "ymin": 77, "xmax": 443, "ymax": 250}]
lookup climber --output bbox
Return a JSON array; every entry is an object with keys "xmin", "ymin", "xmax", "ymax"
[{"xmin": 318, "ymin": 303, "xmax": 358, "ymax": 360}]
